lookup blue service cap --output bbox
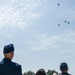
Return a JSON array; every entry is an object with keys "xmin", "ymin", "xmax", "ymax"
[
  {"xmin": 60, "ymin": 62, "xmax": 68, "ymax": 71},
  {"xmin": 3, "ymin": 44, "xmax": 15, "ymax": 54}
]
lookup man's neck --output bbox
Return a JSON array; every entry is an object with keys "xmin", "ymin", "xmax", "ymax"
[{"xmin": 62, "ymin": 71, "xmax": 68, "ymax": 73}]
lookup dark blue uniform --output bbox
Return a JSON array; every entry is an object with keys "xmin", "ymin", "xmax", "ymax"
[
  {"xmin": 0, "ymin": 58, "xmax": 22, "ymax": 75},
  {"xmin": 59, "ymin": 73, "xmax": 71, "ymax": 75}
]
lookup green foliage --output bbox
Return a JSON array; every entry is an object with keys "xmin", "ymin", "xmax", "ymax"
[
  {"xmin": 23, "ymin": 70, "xmax": 34, "ymax": 75},
  {"xmin": 47, "ymin": 70, "xmax": 58, "ymax": 75}
]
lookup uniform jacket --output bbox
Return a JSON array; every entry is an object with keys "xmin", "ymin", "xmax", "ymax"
[
  {"xmin": 59, "ymin": 73, "xmax": 71, "ymax": 75},
  {"xmin": 0, "ymin": 58, "xmax": 22, "ymax": 75}
]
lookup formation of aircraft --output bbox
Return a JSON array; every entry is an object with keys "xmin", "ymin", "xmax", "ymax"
[
  {"xmin": 58, "ymin": 21, "xmax": 70, "ymax": 26},
  {"xmin": 57, "ymin": 4, "xmax": 70, "ymax": 26}
]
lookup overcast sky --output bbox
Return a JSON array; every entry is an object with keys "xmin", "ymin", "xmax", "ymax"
[{"xmin": 0, "ymin": 0, "xmax": 75, "ymax": 75}]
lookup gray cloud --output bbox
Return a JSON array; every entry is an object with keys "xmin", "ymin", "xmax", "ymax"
[{"xmin": 28, "ymin": 30, "xmax": 75, "ymax": 56}]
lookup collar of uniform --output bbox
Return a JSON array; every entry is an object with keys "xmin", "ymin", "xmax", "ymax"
[
  {"xmin": 62, "ymin": 72, "xmax": 69, "ymax": 75},
  {"xmin": 3, "ymin": 58, "xmax": 11, "ymax": 62}
]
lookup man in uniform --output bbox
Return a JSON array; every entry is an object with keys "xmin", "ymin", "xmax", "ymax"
[
  {"xmin": 59, "ymin": 62, "xmax": 71, "ymax": 75},
  {"xmin": 0, "ymin": 44, "xmax": 22, "ymax": 75}
]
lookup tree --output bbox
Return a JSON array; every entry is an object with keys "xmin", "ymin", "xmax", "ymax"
[
  {"xmin": 46, "ymin": 70, "xmax": 58, "ymax": 75},
  {"xmin": 23, "ymin": 70, "xmax": 35, "ymax": 75}
]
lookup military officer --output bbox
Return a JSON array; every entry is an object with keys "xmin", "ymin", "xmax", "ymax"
[
  {"xmin": 59, "ymin": 62, "xmax": 71, "ymax": 75},
  {"xmin": 0, "ymin": 44, "xmax": 22, "ymax": 75}
]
